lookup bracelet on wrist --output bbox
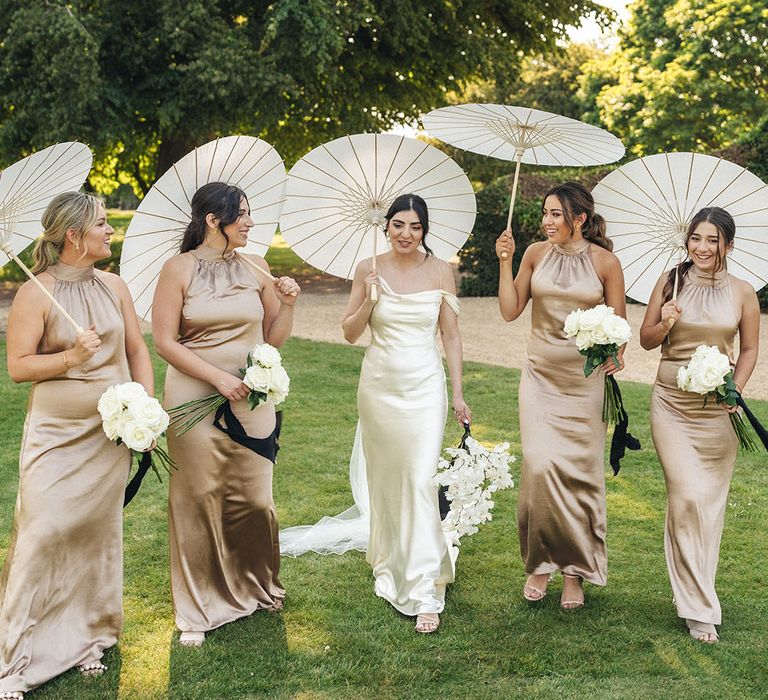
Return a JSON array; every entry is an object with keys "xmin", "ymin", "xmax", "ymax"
[{"xmin": 63, "ymin": 350, "xmax": 72, "ymax": 368}]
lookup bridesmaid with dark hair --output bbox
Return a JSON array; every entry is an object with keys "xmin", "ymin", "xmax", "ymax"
[
  {"xmin": 0, "ymin": 192, "xmax": 153, "ymax": 698},
  {"xmin": 496, "ymin": 181, "xmax": 627, "ymax": 609},
  {"xmin": 152, "ymin": 182, "xmax": 300, "ymax": 647},
  {"xmin": 640, "ymin": 206, "xmax": 760, "ymax": 643}
]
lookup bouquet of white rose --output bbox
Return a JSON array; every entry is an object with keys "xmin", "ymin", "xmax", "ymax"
[
  {"xmin": 168, "ymin": 343, "xmax": 290, "ymax": 436},
  {"xmin": 677, "ymin": 344, "xmax": 766, "ymax": 452},
  {"xmin": 563, "ymin": 304, "xmax": 632, "ymax": 425},
  {"xmin": 98, "ymin": 382, "xmax": 175, "ymax": 503},
  {"xmin": 433, "ymin": 425, "xmax": 515, "ymax": 543}
]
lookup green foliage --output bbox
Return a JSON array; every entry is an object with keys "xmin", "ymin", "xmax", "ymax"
[
  {"xmin": 590, "ymin": 0, "xmax": 768, "ymax": 155},
  {"xmin": 0, "ymin": 337, "xmax": 767, "ymax": 698},
  {"xmin": 0, "ymin": 0, "xmax": 612, "ymax": 193}
]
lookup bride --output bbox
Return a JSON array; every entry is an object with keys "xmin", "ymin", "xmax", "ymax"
[{"xmin": 282, "ymin": 193, "xmax": 470, "ymax": 633}]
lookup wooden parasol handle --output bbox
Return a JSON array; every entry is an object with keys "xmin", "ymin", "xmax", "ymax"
[
  {"xmin": 235, "ymin": 251, "xmax": 298, "ymax": 297},
  {"xmin": 502, "ymin": 151, "xmax": 524, "ymax": 260},
  {"xmin": 370, "ymin": 227, "xmax": 378, "ymax": 302},
  {"xmin": 1, "ymin": 245, "xmax": 83, "ymax": 333},
  {"xmin": 668, "ymin": 265, "xmax": 679, "ymax": 329}
]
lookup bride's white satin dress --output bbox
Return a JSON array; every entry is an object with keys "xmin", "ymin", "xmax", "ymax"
[
  {"xmin": 359, "ymin": 277, "xmax": 459, "ymax": 615},
  {"xmin": 281, "ymin": 276, "xmax": 459, "ymax": 615}
]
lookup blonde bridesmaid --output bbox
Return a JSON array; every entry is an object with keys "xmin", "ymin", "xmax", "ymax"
[
  {"xmin": 0, "ymin": 193, "xmax": 153, "ymax": 698},
  {"xmin": 496, "ymin": 182, "xmax": 627, "ymax": 609},
  {"xmin": 153, "ymin": 182, "xmax": 300, "ymax": 647},
  {"xmin": 640, "ymin": 207, "xmax": 759, "ymax": 643}
]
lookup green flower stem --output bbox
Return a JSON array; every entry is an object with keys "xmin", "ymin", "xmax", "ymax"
[
  {"xmin": 730, "ymin": 412, "xmax": 757, "ymax": 452},
  {"xmin": 602, "ymin": 376, "xmax": 621, "ymax": 425},
  {"xmin": 169, "ymin": 395, "xmax": 228, "ymax": 436}
]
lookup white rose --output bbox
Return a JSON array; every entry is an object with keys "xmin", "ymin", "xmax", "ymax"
[
  {"xmin": 244, "ymin": 365, "xmax": 271, "ymax": 394},
  {"xmin": 102, "ymin": 413, "xmax": 127, "ymax": 441},
  {"xmin": 268, "ymin": 366, "xmax": 290, "ymax": 405},
  {"xmin": 563, "ymin": 309, "xmax": 583, "ymax": 337},
  {"xmin": 114, "ymin": 382, "xmax": 149, "ymax": 405},
  {"xmin": 575, "ymin": 329, "xmax": 594, "ymax": 350},
  {"xmin": 676, "ymin": 366, "xmax": 691, "ymax": 392},
  {"xmin": 250, "ymin": 344, "xmax": 282, "ymax": 369},
  {"xmin": 97, "ymin": 386, "xmax": 124, "ymax": 421},
  {"xmin": 578, "ymin": 304, "xmax": 610, "ymax": 331},
  {"xmin": 127, "ymin": 396, "xmax": 169, "ymax": 436},
  {"xmin": 121, "ymin": 419, "xmax": 155, "ymax": 452},
  {"xmin": 589, "ymin": 324, "xmax": 610, "ymax": 346},
  {"xmin": 604, "ymin": 314, "xmax": 632, "ymax": 345}
]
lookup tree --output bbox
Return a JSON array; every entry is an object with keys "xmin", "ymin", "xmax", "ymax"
[
  {"xmin": 589, "ymin": 0, "xmax": 768, "ymax": 155},
  {"xmin": 0, "ymin": 0, "xmax": 611, "ymax": 194}
]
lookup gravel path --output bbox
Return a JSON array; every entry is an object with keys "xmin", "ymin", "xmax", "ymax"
[
  {"xmin": 2, "ymin": 286, "xmax": 766, "ymax": 400},
  {"xmin": 290, "ymin": 291, "xmax": 768, "ymax": 401}
]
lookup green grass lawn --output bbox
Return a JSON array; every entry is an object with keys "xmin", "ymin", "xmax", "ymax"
[{"xmin": 0, "ymin": 338, "xmax": 766, "ymax": 699}]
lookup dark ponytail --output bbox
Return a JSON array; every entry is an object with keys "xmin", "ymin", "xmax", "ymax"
[
  {"xmin": 180, "ymin": 182, "xmax": 247, "ymax": 253},
  {"xmin": 544, "ymin": 181, "xmax": 613, "ymax": 251}
]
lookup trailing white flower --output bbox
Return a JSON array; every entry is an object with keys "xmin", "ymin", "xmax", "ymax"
[
  {"xmin": 433, "ymin": 436, "xmax": 515, "ymax": 543},
  {"xmin": 250, "ymin": 343, "xmax": 282, "ymax": 369}
]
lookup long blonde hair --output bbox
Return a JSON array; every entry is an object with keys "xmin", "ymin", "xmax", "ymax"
[{"xmin": 31, "ymin": 192, "xmax": 104, "ymax": 274}]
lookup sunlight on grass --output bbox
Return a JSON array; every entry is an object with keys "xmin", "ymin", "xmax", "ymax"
[{"xmin": 606, "ymin": 492, "xmax": 661, "ymax": 520}]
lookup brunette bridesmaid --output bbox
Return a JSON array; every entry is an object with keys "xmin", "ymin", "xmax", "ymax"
[
  {"xmin": 495, "ymin": 182, "xmax": 627, "ymax": 609},
  {"xmin": 0, "ymin": 193, "xmax": 153, "ymax": 698},
  {"xmin": 153, "ymin": 182, "xmax": 300, "ymax": 647},
  {"xmin": 640, "ymin": 207, "xmax": 759, "ymax": 643}
]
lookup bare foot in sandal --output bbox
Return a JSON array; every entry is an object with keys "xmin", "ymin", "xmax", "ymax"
[
  {"xmin": 79, "ymin": 661, "xmax": 107, "ymax": 676},
  {"xmin": 686, "ymin": 619, "xmax": 719, "ymax": 643},
  {"xmin": 523, "ymin": 573, "xmax": 549, "ymax": 602},
  {"xmin": 415, "ymin": 613, "xmax": 440, "ymax": 633},
  {"xmin": 560, "ymin": 574, "xmax": 584, "ymax": 610},
  {"xmin": 179, "ymin": 631, "xmax": 205, "ymax": 647}
]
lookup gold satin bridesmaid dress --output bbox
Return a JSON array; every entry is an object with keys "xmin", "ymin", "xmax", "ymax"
[
  {"xmin": 517, "ymin": 241, "xmax": 609, "ymax": 585},
  {"xmin": 650, "ymin": 269, "xmax": 740, "ymax": 630},
  {"xmin": 164, "ymin": 245, "xmax": 284, "ymax": 635},
  {"xmin": 0, "ymin": 263, "xmax": 132, "ymax": 694}
]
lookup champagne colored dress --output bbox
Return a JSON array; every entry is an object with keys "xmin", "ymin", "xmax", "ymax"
[
  {"xmin": 165, "ymin": 245, "xmax": 283, "ymax": 634},
  {"xmin": 650, "ymin": 270, "xmax": 740, "ymax": 626},
  {"xmin": 517, "ymin": 241, "xmax": 608, "ymax": 585},
  {"xmin": 358, "ymin": 276, "xmax": 459, "ymax": 616},
  {"xmin": 0, "ymin": 263, "xmax": 131, "ymax": 694}
]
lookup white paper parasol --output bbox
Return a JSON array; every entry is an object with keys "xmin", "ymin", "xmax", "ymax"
[
  {"xmin": 279, "ymin": 132, "xmax": 476, "ymax": 288},
  {"xmin": 422, "ymin": 103, "xmax": 625, "ymax": 233},
  {"xmin": 0, "ymin": 142, "xmax": 94, "ymax": 331},
  {"xmin": 592, "ymin": 152, "xmax": 768, "ymax": 303},
  {"xmin": 120, "ymin": 135, "xmax": 286, "ymax": 320}
]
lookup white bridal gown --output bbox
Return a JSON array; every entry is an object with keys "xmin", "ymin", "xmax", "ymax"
[{"xmin": 282, "ymin": 276, "xmax": 459, "ymax": 615}]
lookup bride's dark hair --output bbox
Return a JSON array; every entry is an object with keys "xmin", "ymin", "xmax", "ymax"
[{"xmin": 384, "ymin": 193, "xmax": 434, "ymax": 257}]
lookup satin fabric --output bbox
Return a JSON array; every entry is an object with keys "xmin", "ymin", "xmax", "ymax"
[
  {"xmin": 359, "ymin": 276, "xmax": 459, "ymax": 615},
  {"xmin": 650, "ymin": 270, "xmax": 740, "ymax": 625},
  {"xmin": 517, "ymin": 241, "xmax": 608, "ymax": 585},
  {"xmin": 164, "ymin": 245, "xmax": 283, "ymax": 634},
  {"xmin": 0, "ymin": 263, "xmax": 131, "ymax": 694}
]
